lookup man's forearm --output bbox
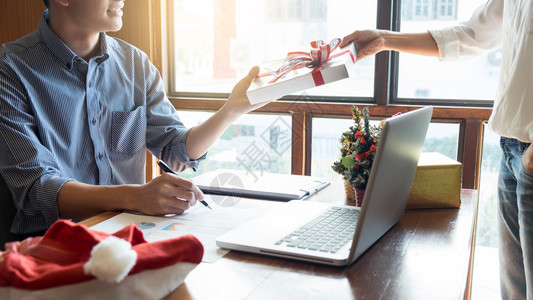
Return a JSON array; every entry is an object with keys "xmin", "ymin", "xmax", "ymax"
[
  {"xmin": 184, "ymin": 104, "xmax": 238, "ymax": 161},
  {"xmin": 57, "ymin": 181, "xmax": 137, "ymax": 219},
  {"xmin": 383, "ymin": 32, "xmax": 439, "ymax": 57},
  {"xmin": 184, "ymin": 65, "xmax": 267, "ymax": 161}
]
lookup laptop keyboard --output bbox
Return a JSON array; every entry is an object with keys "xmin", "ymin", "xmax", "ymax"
[{"xmin": 275, "ymin": 207, "xmax": 359, "ymax": 253}]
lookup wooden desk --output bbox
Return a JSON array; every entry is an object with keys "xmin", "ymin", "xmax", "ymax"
[{"xmin": 81, "ymin": 187, "xmax": 478, "ymax": 300}]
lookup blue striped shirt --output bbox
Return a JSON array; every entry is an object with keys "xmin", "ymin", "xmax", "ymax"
[{"xmin": 0, "ymin": 11, "xmax": 203, "ymax": 234}]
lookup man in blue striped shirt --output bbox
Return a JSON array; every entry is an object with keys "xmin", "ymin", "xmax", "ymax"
[{"xmin": 0, "ymin": 0, "xmax": 271, "ymax": 235}]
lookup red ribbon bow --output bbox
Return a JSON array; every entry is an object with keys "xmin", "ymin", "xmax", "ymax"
[{"xmin": 259, "ymin": 38, "xmax": 354, "ymax": 85}]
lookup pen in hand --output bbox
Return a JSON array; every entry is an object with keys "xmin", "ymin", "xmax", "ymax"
[{"xmin": 157, "ymin": 160, "xmax": 212, "ymax": 210}]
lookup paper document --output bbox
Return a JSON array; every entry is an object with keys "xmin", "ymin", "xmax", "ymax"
[
  {"xmin": 90, "ymin": 197, "xmax": 284, "ymax": 263},
  {"xmin": 191, "ymin": 169, "xmax": 330, "ymax": 201}
]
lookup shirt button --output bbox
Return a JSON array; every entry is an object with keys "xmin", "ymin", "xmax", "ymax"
[
  {"xmin": 98, "ymin": 153, "xmax": 103, "ymax": 160},
  {"xmin": 88, "ymin": 82, "xmax": 93, "ymax": 88},
  {"xmin": 91, "ymin": 118, "xmax": 96, "ymax": 125}
]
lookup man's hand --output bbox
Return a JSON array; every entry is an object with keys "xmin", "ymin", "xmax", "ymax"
[
  {"xmin": 340, "ymin": 30, "xmax": 439, "ymax": 60},
  {"xmin": 135, "ymin": 173, "xmax": 204, "ymax": 216},
  {"xmin": 524, "ymin": 144, "xmax": 533, "ymax": 173},
  {"xmin": 222, "ymin": 66, "xmax": 276, "ymax": 118},
  {"xmin": 340, "ymin": 30, "xmax": 388, "ymax": 62},
  {"xmin": 57, "ymin": 175, "xmax": 204, "ymax": 219}
]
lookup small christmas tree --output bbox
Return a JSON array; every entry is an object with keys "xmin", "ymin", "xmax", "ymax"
[{"xmin": 332, "ymin": 106, "xmax": 383, "ymax": 190}]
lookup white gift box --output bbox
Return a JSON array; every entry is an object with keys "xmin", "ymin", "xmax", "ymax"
[{"xmin": 246, "ymin": 42, "xmax": 357, "ymax": 105}]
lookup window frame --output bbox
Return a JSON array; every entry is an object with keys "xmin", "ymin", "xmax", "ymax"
[
  {"xmin": 157, "ymin": 0, "xmax": 493, "ymax": 189},
  {"xmin": 167, "ymin": 0, "xmax": 493, "ymax": 108}
]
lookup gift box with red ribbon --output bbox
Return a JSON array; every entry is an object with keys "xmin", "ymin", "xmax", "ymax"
[{"xmin": 247, "ymin": 38, "xmax": 356, "ymax": 104}]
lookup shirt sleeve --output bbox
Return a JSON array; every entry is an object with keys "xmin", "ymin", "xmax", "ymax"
[
  {"xmin": 0, "ymin": 64, "xmax": 69, "ymax": 234},
  {"xmin": 141, "ymin": 53, "xmax": 206, "ymax": 172},
  {"xmin": 429, "ymin": 0, "xmax": 504, "ymax": 61}
]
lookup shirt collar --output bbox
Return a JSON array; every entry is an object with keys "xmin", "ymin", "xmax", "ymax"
[
  {"xmin": 39, "ymin": 10, "xmax": 110, "ymax": 70},
  {"xmin": 95, "ymin": 35, "xmax": 110, "ymax": 64}
]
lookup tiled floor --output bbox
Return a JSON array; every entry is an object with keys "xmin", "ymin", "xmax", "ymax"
[{"xmin": 471, "ymin": 246, "xmax": 501, "ymax": 299}]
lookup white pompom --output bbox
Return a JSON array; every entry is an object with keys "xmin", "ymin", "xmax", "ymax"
[{"xmin": 83, "ymin": 235, "xmax": 137, "ymax": 283}]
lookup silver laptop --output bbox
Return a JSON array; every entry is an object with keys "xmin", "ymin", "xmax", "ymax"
[{"xmin": 216, "ymin": 106, "xmax": 433, "ymax": 266}]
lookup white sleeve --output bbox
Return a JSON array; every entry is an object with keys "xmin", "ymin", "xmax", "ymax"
[{"xmin": 429, "ymin": 0, "xmax": 504, "ymax": 61}]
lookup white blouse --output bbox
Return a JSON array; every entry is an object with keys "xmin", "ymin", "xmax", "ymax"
[{"xmin": 429, "ymin": 0, "xmax": 533, "ymax": 142}]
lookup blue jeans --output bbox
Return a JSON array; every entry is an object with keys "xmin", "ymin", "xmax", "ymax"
[{"xmin": 499, "ymin": 137, "xmax": 533, "ymax": 299}]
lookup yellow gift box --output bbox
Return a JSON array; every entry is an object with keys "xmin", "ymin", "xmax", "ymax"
[{"xmin": 407, "ymin": 152, "xmax": 462, "ymax": 209}]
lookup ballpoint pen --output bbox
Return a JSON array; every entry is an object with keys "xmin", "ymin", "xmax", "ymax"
[{"xmin": 157, "ymin": 160, "xmax": 212, "ymax": 209}]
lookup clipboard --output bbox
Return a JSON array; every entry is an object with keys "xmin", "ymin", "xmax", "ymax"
[{"xmin": 190, "ymin": 169, "xmax": 330, "ymax": 201}]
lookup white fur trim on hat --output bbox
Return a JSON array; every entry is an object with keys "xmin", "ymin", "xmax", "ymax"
[
  {"xmin": 83, "ymin": 236, "xmax": 137, "ymax": 283},
  {"xmin": 1, "ymin": 262, "xmax": 198, "ymax": 300}
]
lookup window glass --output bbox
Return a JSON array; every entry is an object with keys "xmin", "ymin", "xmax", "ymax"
[
  {"xmin": 176, "ymin": 111, "xmax": 292, "ymax": 179},
  {"xmin": 471, "ymin": 123, "xmax": 501, "ymax": 297},
  {"xmin": 172, "ymin": 0, "xmax": 377, "ymax": 98},
  {"xmin": 398, "ymin": 0, "xmax": 501, "ymax": 100},
  {"xmin": 477, "ymin": 124, "xmax": 500, "ymax": 248},
  {"xmin": 311, "ymin": 116, "xmax": 459, "ymax": 181}
]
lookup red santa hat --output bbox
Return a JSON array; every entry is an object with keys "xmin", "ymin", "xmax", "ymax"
[{"xmin": 0, "ymin": 219, "xmax": 203, "ymax": 299}]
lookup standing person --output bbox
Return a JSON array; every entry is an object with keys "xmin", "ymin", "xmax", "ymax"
[
  {"xmin": 340, "ymin": 0, "xmax": 533, "ymax": 298},
  {"xmin": 0, "ymin": 0, "xmax": 272, "ymax": 237}
]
